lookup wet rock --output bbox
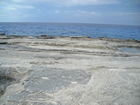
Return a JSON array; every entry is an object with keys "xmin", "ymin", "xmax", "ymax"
[
  {"xmin": 0, "ymin": 34, "xmax": 9, "ymax": 39},
  {"xmin": 8, "ymin": 35, "xmax": 27, "ymax": 39},
  {"xmin": 126, "ymin": 39, "xmax": 140, "ymax": 43},
  {"xmin": 0, "ymin": 33, "xmax": 5, "ymax": 36},
  {"xmin": 0, "ymin": 42, "xmax": 7, "ymax": 44},
  {"xmin": 70, "ymin": 36, "xmax": 90, "ymax": 39},
  {"xmin": 37, "ymin": 35, "xmax": 55, "ymax": 39}
]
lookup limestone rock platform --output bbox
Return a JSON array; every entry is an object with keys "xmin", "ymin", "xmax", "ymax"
[{"xmin": 0, "ymin": 35, "xmax": 140, "ymax": 105}]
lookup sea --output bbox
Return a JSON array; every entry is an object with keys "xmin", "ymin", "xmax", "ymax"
[{"xmin": 0, "ymin": 22, "xmax": 140, "ymax": 40}]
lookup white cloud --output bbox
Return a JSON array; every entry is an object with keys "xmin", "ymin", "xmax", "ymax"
[
  {"xmin": 8, "ymin": 7, "xmax": 17, "ymax": 10},
  {"xmin": 17, "ymin": 5, "xmax": 34, "ymax": 9},
  {"xmin": 11, "ymin": 0, "xmax": 24, "ymax": 2},
  {"xmin": 64, "ymin": 11, "xmax": 69, "ymax": 14},
  {"xmin": 3, "ymin": 0, "xmax": 120, "ymax": 6},
  {"xmin": 5, "ymin": 5, "xmax": 34, "ymax": 11},
  {"xmin": 0, "ymin": 8, "xmax": 31, "ymax": 22},
  {"xmin": 76, "ymin": 10, "xmax": 101, "ymax": 16},
  {"xmin": 55, "ymin": 10, "xmax": 60, "ymax": 13},
  {"xmin": 112, "ymin": 12, "xmax": 140, "ymax": 16},
  {"xmin": 1, "ymin": 0, "xmax": 140, "ymax": 6},
  {"xmin": 0, "ymin": 3, "xmax": 34, "ymax": 21},
  {"xmin": 60, "ymin": 0, "xmax": 119, "ymax": 6}
]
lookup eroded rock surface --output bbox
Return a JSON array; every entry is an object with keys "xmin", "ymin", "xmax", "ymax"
[{"xmin": 0, "ymin": 35, "xmax": 140, "ymax": 105}]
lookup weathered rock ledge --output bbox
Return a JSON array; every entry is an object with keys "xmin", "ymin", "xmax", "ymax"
[{"xmin": 0, "ymin": 34, "xmax": 140, "ymax": 105}]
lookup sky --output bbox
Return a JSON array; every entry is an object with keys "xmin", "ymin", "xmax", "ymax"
[{"xmin": 0, "ymin": 0, "xmax": 140, "ymax": 25}]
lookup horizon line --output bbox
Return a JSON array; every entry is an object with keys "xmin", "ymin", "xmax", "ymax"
[{"xmin": 0, "ymin": 22, "xmax": 140, "ymax": 27}]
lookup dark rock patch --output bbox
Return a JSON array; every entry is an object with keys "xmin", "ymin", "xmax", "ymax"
[
  {"xmin": 0, "ymin": 42, "xmax": 7, "ymax": 44},
  {"xmin": 0, "ymin": 75, "xmax": 15, "ymax": 97},
  {"xmin": 37, "ymin": 35, "xmax": 55, "ymax": 39},
  {"xmin": 0, "ymin": 33, "xmax": 5, "ymax": 36},
  {"xmin": 24, "ymin": 67, "xmax": 91, "ymax": 93}
]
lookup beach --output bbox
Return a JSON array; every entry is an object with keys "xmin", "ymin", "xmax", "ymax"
[{"xmin": 0, "ymin": 34, "xmax": 140, "ymax": 105}]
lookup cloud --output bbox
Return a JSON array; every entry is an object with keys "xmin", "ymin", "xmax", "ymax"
[
  {"xmin": 111, "ymin": 12, "xmax": 140, "ymax": 16},
  {"xmin": 0, "ymin": 1, "xmax": 34, "ymax": 22},
  {"xmin": 75, "ymin": 10, "xmax": 101, "ymax": 16},
  {"xmin": 1, "ymin": 0, "xmax": 140, "ymax": 6},
  {"xmin": 4, "ymin": 5, "xmax": 34, "ymax": 11},
  {"xmin": 55, "ymin": 10, "xmax": 60, "ymax": 13},
  {"xmin": 17, "ymin": 5, "xmax": 34, "ymax": 9},
  {"xmin": 8, "ymin": 7, "xmax": 17, "ymax": 10},
  {"xmin": 1, "ymin": 0, "xmax": 120, "ymax": 6},
  {"xmin": 59, "ymin": 0, "xmax": 119, "ymax": 6},
  {"xmin": 2, "ymin": 0, "xmax": 140, "ymax": 7},
  {"xmin": 11, "ymin": 0, "xmax": 24, "ymax": 2},
  {"xmin": 0, "ymin": 8, "xmax": 31, "ymax": 22}
]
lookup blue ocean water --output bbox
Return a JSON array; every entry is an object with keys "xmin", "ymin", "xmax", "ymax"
[{"xmin": 0, "ymin": 22, "xmax": 140, "ymax": 40}]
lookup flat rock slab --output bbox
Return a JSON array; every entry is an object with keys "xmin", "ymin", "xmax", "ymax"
[
  {"xmin": 8, "ymin": 67, "xmax": 91, "ymax": 105},
  {"xmin": 24, "ymin": 67, "xmax": 91, "ymax": 93},
  {"xmin": 0, "ymin": 36, "xmax": 140, "ymax": 105}
]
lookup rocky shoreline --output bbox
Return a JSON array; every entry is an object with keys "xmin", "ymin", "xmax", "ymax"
[{"xmin": 0, "ymin": 34, "xmax": 140, "ymax": 105}]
